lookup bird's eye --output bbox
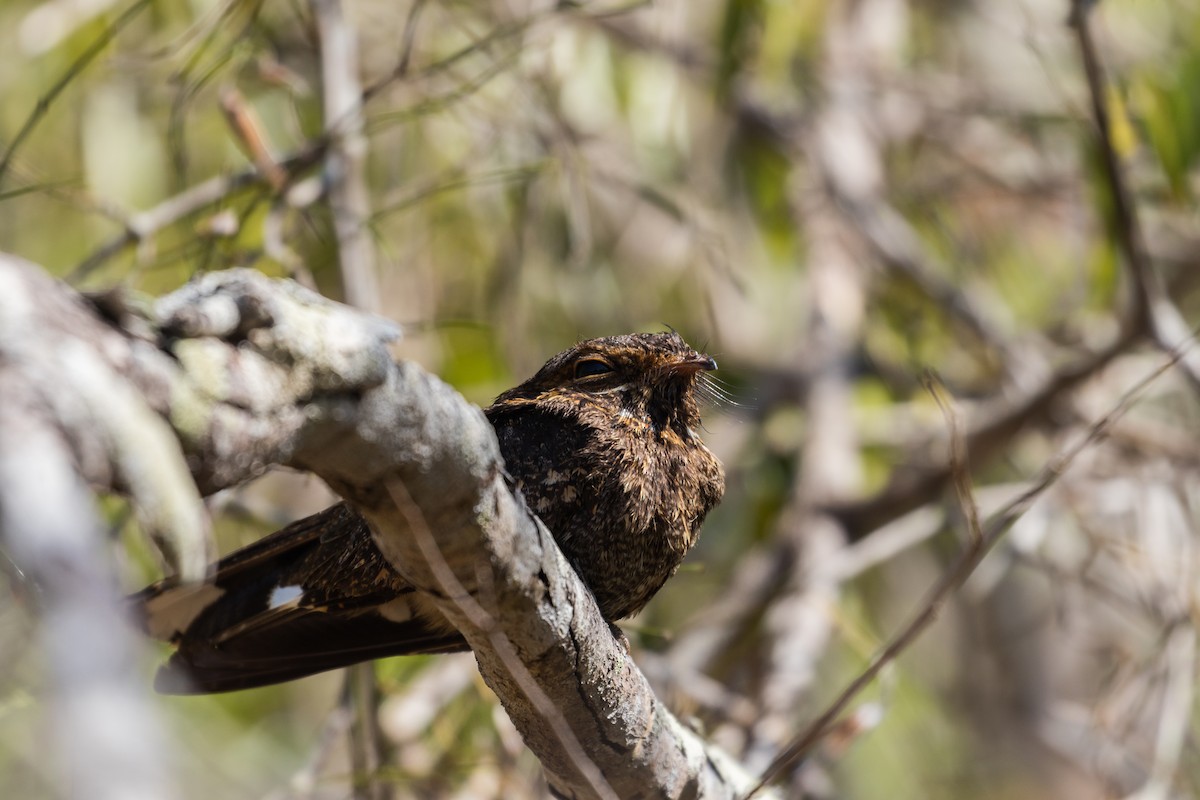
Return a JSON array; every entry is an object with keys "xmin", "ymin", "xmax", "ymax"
[{"xmin": 573, "ymin": 358, "xmax": 613, "ymax": 379}]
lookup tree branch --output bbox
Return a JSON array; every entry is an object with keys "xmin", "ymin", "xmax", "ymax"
[
  {"xmin": 0, "ymin": 253, "xmax": 186, "ymax": 800},
  {"xmin": 312, "ymin": 0, "xmax": 380, "ymax": 310},
  {"xmin": 1069, "ymin": 0, "xmax": 1200, "ymax": 390},
  {"xmin": 0, "ymin": 255, "xmax": 770, "ymax": 800}
]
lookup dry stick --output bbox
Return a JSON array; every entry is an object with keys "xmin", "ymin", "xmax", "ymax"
[
  {"xmin": 391, "ymin": 0, "xmax": 427, "ymax": 81},
  {"xmin": 793, "ymin": 4, "xmax": 1198, "ymax": 542},
  {"xmin": 745, "ymin": 343, "xmax": 1191, "ymax": 798},
  {"xmin": 362, "ymin": 9, "xmax": 529, "ymax": 102},
  {"xmin": 1137, "ymin": 621, "xmax": 1197, "ymax": 798},
  {"xmin": 65, "ymin": 5, "xmax": 520, "ymax": 283},
  {"xmin": 69, "ymin": 143, "xmax": 328, "ymax": 281},
  {"xmin": 923, "ymin": 372, "xmax": 983, "ymax": 547},
  {"xmin": 385, "ymin": 480, "xmax": 620, "ymax": 800},
  {"xmin": 58, "ymin": 3, "xmax": 523, "ymax": 283},
  {"xmin": 66, "ymin": 4, "xmax": 507, "ymax": 283},
  {"xmin": 342, "ymin": 662, "xmax": 385, "ymax": 800},
  {"xmin": 1069, "ymin": 0, "xmax": 1200, "ymax": 391},
  {"xmin": 219, "ymin": 87, "xmax": 287, "ymax": 193},
  {"xmin": 313, "ymin": 0, "xmax": 379, "ymax": 312}
]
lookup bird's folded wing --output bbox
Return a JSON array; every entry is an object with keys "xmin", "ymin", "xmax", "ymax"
[{"xmin": 132, "ymin": 502, "xmax": 467, "ymax": 694}]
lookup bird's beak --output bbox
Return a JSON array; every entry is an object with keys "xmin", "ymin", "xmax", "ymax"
[{"xmin": 670, "ymin": 354, "xmax": 718, "ymax": 375}]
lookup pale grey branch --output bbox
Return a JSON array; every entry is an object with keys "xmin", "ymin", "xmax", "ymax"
[{"xmin": 0, "ymin": 256, "xmax": 769, "ymax": 800}]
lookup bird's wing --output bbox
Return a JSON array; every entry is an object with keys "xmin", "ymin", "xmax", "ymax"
[{"xmin": 132, "ymin": 503, "xmax": 467, "ymax": 694}]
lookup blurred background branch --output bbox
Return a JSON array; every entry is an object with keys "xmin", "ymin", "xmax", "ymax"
[
  {"xmin": 308, "ymin": 1, "xmax": 386, "ymax": 796},
  {"xmin": 3, "ymin": 0, "xmax": 1200, "ymax": 797}
]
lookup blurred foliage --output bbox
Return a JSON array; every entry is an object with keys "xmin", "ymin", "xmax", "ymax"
[{"xmin": 3, "ymin": 0, "xmax": 1200, "ymax": 798}]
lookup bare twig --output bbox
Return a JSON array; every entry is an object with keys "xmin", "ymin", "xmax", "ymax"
[
  {"xmin": 827, "ymin": 329, "xmax": 1135, "ymax": 537},
  {"xmin": 1069, "ymin": 0, "xmax": 1200, "ymax": 390},
  {"xmin": 312, "ymin": 0, "xmax": 379, "ymax": 311},
  {"xmin": 925, "ymin": 372, "xmax": 982, "ymax": 545},
  {"xmin": 746, "ymin": 342, "xmax": 1190, "ymax": 796},
  {"xmin": 392, "ymin": 0, "xmax": 427, "ymax": 79},
  {"xmin": 219, "ymin": 87, "xmax": 287, "ymax": 192},
  {"xmin": 69, "ymin": 143, "xmax": 327, "ymax": 282},
  {"xmin": 831, "ymin": 506, "xmax": 945, "ymax": 581},
  {"xmin": 0, "ymin": 0, "xmax": 152, "ymax": 186},
  {"xmin": 343, "ymin": 662, "xmax": 386, "ymax": 800},
  {"xmin": 361, "ymin": 9, "xmax": 541, "ymax": 103},
  {"xmin": 1131, "ymin": 622, "xmax": 1196, "ymax": 800}
]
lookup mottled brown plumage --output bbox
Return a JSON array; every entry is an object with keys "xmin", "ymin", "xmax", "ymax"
[
  {"xmin": 136, "ymin": 332, "xmax": 724, "ymax": 693},
  {"xmin": 489, "ymin": 332, "xmax": 724, "ymax": 619}
]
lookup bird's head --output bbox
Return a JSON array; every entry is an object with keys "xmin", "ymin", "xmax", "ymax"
[{"xmin": 491, "ymin": 332, "xmax": 718, "ymax": 439}]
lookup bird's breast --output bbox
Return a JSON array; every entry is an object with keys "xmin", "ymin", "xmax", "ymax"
[{"xmin": 489, "ymin": 401, "xmax": 723, "ymax": 621}]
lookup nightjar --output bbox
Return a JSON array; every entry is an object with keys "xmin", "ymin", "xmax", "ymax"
[{"xmin": 136, "ymin": 332, "xmax": 725, "ymax": 693}]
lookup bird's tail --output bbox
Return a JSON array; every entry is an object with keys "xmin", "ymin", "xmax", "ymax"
[{"xmin": 131, "ymin": 503, "xmax": 467, "ymax": 694}]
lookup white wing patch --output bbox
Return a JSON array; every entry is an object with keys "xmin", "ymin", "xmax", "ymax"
[
  {"xmin": 378, "ymin": 597, "xmax": 414, "ymax": 623},
  {"xmin": 269, "ymin": 585, "xmax": 304, "ymax": 609}
]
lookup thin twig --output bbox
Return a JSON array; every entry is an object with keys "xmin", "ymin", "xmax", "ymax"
[
  {"xmin": 831, "ymin": 506, "xmax": 945, "ymax": 581},
  {"xmin": 0, "ymin": 0, "xmax": 152, "ymax": 186},
  {"xmin": 69, "ymin": 143, "xmax": 327, "ymax": 282},
  {"xmin": 392, "ymin": 0, "xmax": 427, "ymax": 79},
  {"xmin": 924, "ymin": 372, "xmax": 982, "ymax": 546},
  {"xmin": 745, "ymin": 341, "xmax": 1192, "ymax": 797},
  {"xmin": 362, "ymin": 12, "xmax": 538, "ymax": 104},
  {"xmin": 219, "ymin": 87, "xmax": 287, "ymax": 192},
  {"xmin": 343, "ymin": 662, "xmax": 386, "ymax": 800},
  {"xmin": 1125, "ymin": 619, "xmax": 1196, "ymax": 800},
  {"xmin": 313, "ymin": 0, "xmax": 379, "ymax": 311},
  {"xmin": 1069, "ymin": 0, "xmax": 1200, "ymax": 391},
  {"xmin": 827, "ymin": 328, "xmax": 1135, "ymax": 537}
]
